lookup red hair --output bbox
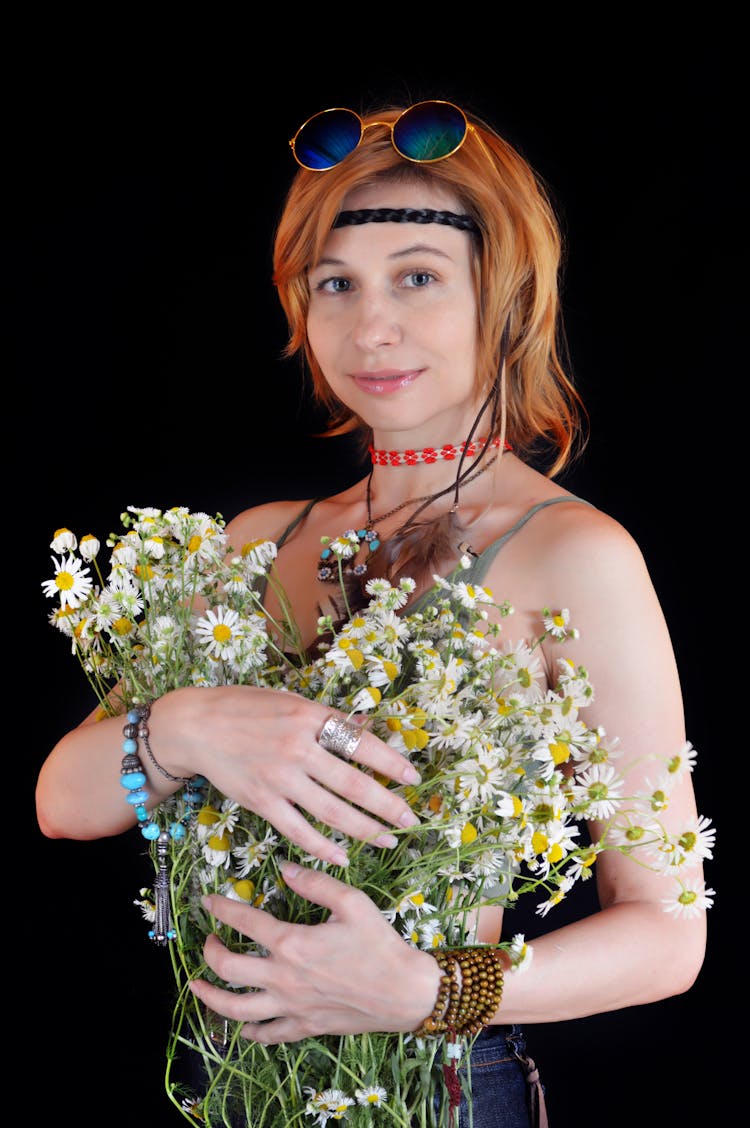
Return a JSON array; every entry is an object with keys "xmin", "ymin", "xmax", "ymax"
[{"xmin": 273, "ymin": 104, "xmax": 587, "ymax": 475}]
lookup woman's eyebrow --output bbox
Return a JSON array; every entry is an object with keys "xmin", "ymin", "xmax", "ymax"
[{"xmin": 312, "ymin": 243, "xmax": 454, "ymax": 270}]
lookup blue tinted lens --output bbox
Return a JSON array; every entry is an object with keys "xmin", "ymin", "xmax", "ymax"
[
  {"xmin": 392, "ymin": 101, "xmax": 467, "ymax": 162},
  {"xmin": 293, "ymin": 109, "xmax": 362, "ymax": 170}
]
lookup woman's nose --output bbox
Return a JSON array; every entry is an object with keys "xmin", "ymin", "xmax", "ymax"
[{"xmin": 350, "ymin": 298, "xmax": 402, "ymax": 350}]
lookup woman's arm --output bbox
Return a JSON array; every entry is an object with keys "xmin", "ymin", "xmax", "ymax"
[{"xmin": 36, "ymin": 684, "xmax": 422, "ymax": 865}]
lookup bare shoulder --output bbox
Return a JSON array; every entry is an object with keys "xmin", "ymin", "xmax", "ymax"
[
  {"xmin": 538, "ymin": 493, "xmax": 644, "ymax": 564},
  {"xmin": 224, "ymin": 498, "xmax": 319, "ymax": 552},
  {"xmin": 520, "ymin": 492, "xmax": 656, "ymax": 606},
  {"xmin": 479, "ymin": 472, "xmax": 665, "ymax": 645}
]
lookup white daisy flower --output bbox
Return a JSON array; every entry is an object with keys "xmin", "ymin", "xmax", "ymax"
[
  {"xmin": 418, "ymin": 918, "xmax": 447, "ymax": 950},
  {"xmin": 572, "ymin": 763, "xmax": 625, "ymax": 819},
  {"xmin": 195, "ymin": 606, "xmax": 243, "ymax": 661},
  {"xmin": 665, "ymin": 740, "xmax": 698, "ymax": 779},
  {"xmin": 364, "ymin": 655, "xmax": 401, "ymax": 688},
  {"xmin": 201, "ymin": 832, "xmax": 232, "ymax": 868},
  {"xmin": 132, "ymin": 888, "xmax": 156, "ymax": 922},
  {"xmin": 48, "ymin": 604, "xmax": 78, "ymax": 638},
  {"xmin": 233, "ymin": 828, "xmax": 279, "ymax": 875},
  {"xmin": 365, "ymin": 575, "xmax": 413, "ymax": 606},
  {"xmin": 321, "ymin": 530, "xmax": 360, "ymax": 560},
  {"xmin": 661, "ymin": 879, "xmax": 715, "ymax": 919},
  {"xmin": 399, "ymin": 916, "xmax": 421, "ymax": 947},
  {"xmin": 304, "ymin": 1088, "xmax": 354, "ymax": 1122},
  {"xmin": 455, "ymin": 747, "xmax": 510, "ymax": 805},
  {"xmin": 652, "ymin": 815, "xmax": 716, "ymax": 873},
  {"xmin": 444, "ymin": 579, "xmax": 495, "ymax": 611},
  {"xmin": 605, "ymin": 814, "xmax": 663, "ymax": 851},
  {"xmin": 50, "ymin": 527, "xmax": 78, "ymax": 553},
  {"xmin": 385, "ymin": 889, "xmax": 437, "ymax": 921},
  {"xmin": 542, "ymin": 606, "xmax": 578, "ymax": 640},
  {"xmin": 355, "ymin": 1085, "xmax": 388, "ymax": 1108},
  {"xmin": 238, "ymin": 538, "xmax": 278, "ymax": 574},
  {"xmin": 506, "ymin": 933, "xmax": 534, "ymax": 972},
  {"xmin": 221, "ymin": 876, "xmax": 258, "ymax": 903},
  {"xmin": 87, "ymin": 592, "xmax": 120, "ymax": 632},
  {"xmin": 142, "ymin": 532, "xmax": 166, "ymax": 559},
  {"xmin": 126, "ymin": 505, "xmax": 163, "ymax": 524},
  {"xmin": 535, "ymin": 873, "xmax": 575, "ymax": 917},
  {"xmin": 78, "ymin": 533, "xmax": 100, "ymax": 561},
  {"xmin": 223, "ymin": 566, "xmax": 251, "ymax": 596},
  {"xmin": 41, "ymin": 553, "xmax": 94, "ymax": 609},
  {"xmin": 563, "ymin": 843, "xmax": 602, "ymax": 882}
]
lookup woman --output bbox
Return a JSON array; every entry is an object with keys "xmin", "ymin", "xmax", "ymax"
[{"xmin": 36, "ymin": 100, "xmax": 709, "ymax": 1126}]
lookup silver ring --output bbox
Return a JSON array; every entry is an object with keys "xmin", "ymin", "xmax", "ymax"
[{"xmin": 318, "ymin": 716, "xmax": 363, "ymax": 760}]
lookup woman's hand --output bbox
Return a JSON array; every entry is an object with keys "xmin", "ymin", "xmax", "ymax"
[
  {"xmin": 188, "ymin": 864, "xmax": 441, "ymax": 1045},
  {"xmin": 157, "ymin": 686, "xmax": 421, "ymax": 867}
]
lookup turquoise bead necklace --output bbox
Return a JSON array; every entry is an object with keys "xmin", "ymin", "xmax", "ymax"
[{"xmin": 317, "ymin": 450, "xmax": 498, "ymax": 583}]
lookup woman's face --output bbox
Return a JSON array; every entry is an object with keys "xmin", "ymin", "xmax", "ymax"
[{"xmin": 306, "ymin": 180, "xmax": 481, "ymax": 443}]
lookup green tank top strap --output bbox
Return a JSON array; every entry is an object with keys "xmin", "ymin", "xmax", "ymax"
[
  {"xmin": 254, "ymin": 497, "xmax": 323, "ymax": 604},
  {"xmin": 460, "ymin": 495, "xmax": 593, "ymax": 587},
  {"xmin": 276, "ymin": 497, "xmax": 322, "ymax": 549}
]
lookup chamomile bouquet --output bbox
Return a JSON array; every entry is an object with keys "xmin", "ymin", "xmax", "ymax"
[{"xmin": 42, "ymin": 505, "xmax": 715, "ymax": 1127}]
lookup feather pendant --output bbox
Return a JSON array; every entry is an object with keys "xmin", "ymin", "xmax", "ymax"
[{"xmin": 368, "ymin": 509, "xmax": 466, "ymax": 594}]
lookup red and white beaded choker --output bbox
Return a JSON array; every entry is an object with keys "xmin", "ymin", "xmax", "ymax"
[{"xmin": 369, "ymin": 435, "xmax": 505, "ymax": 467}]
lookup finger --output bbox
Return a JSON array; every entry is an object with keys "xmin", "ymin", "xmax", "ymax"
[
  {"xmin": 308, "ymin": 748, "xmax": 422, "ymax": 836},
  {"xmin": 319, "ymin": 714, "xmax": 422, "ymax": 788},
  {"xmin": 199, "ymin": 930, "xmax": 277, "ymax": 992},
  {"xmin": 252, "ymin": 792, "xmax": 353, "ymax": 866},
  {"xmin": 242, "ymin": 1016, "xmax": 307, "ymax": 1045},
  {"xmin": 278, "ymin": 861, "xmax": 371, "ymax": 922},
  {"xmin": 279, "ymin": 775, "xmax": 419, "ymax": 851},
  {"xmin": 188, "ymin": 976, "xmax": 307, "ymax": 1045},
  {"xmin": 189, "ymin": 975, "xmax": 273, "ymax": 1025},
  {"xmin": 201, "ymin": 894, "xmax": 282, "ymax": 955},
  {"xmin": 257, "ymin": 783, "xmax": 406, "ymax": 864}
]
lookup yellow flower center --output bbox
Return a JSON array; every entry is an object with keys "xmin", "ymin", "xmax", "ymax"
[
  {"xmin": 56, "ymin": 571, "xmax": 74, "ymax": 592},
  {"xmin": 232, "ymin": 879, "xmax": 256, "ymax": 901},
  {"xmin": 197, "ymin": 806, "xmax": 221, "ymax": 826},
  {"xmin": 548, "ymin": 741, "xmax": 570, "ymax": 765}
]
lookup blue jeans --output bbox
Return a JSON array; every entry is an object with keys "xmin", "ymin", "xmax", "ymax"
[{"xmin": 437, "ymin": 1025, "xmax": 541, "ymax": 1128}]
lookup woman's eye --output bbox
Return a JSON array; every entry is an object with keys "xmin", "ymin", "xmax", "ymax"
[
  {"xmin": 403, "ymin": 271, "xmax": 435, "ymax": 288},
  {"xmin": 315, "ymin": 276, "xmax": 351, "ymax": 293}
]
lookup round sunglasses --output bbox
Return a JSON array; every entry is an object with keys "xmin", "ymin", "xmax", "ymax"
[{"xmin": 289, "ymin": 100, "xmax": 477, "ymax": 172}]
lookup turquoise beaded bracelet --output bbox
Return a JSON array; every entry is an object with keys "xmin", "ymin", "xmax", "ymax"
[{"xmin": 119, "ymin": 703, "xmax": 206, "ymax": 943}]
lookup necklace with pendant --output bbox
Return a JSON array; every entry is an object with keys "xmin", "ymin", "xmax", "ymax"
[{"xmin": 316, "ymin": 452, "xmax": 498, "ymax": 583}]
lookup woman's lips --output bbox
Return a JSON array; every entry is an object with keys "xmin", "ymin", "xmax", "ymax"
[{"xmin": 351, "ymin": 370, "xmax": 422, "ymax": 394}]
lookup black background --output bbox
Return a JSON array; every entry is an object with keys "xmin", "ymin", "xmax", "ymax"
[{"xmin": 10, "ymin": 24, "xmax": 738, "ymax": 1127}]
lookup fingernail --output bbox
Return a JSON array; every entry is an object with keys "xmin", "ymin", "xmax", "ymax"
[
  {"xmin": 403, "ymin": 766, "xmax": 421, "ymax": 785},
  {"xmin": 331, "ymin": 850, "xmax": 349, "ymax": 867},
  {"xmin": 280, "ymin": 862, "xmax": 301, "ymax": 879},
  {"xmin": 201, "ymin": 894, "xmax": 213, "ymax": 911},
  {"xmin": 399, "ymin": 811, "xmax": 420, "ymax": 828},
  {"xmin": 374, "ymin": 833, "xmax": 398, "ymax": 849}
]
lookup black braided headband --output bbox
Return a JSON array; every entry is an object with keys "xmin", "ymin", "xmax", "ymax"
[{"xmin": 333, "ymin": 207, "xmax": 480, "ymax": 234}]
